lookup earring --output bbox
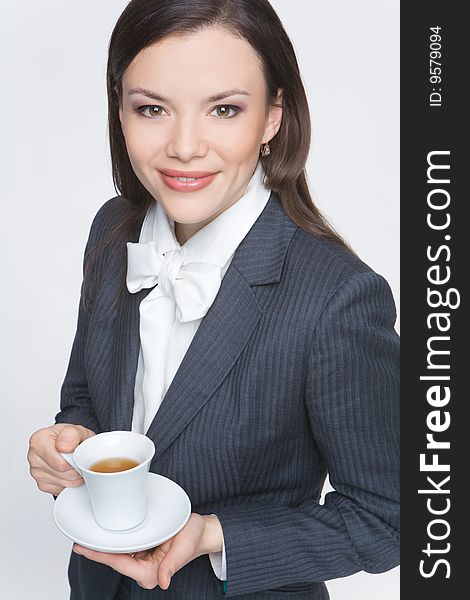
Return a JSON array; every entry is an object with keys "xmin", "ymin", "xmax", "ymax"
[{"xmin": 260, "ymin": 142, "xmax": 271, "ymax": 157}]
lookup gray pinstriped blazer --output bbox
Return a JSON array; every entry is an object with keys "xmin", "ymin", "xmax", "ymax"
[{"xmin": 56, "ymin": 190, "xmax": 400, "ymax": 599}]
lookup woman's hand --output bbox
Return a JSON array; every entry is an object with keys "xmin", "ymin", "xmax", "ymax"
[
  {"xmin": 28, "ymin": 423, "xmax": 95, "ymax": 495},
  {"xmin": 73, "ymin": 513, "xmax": 223, "ymax": 590}
]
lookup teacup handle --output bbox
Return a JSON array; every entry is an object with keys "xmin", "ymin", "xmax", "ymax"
[{"xmin": 60, "ymin": 452, "xmax": 83, "ymax": 476}]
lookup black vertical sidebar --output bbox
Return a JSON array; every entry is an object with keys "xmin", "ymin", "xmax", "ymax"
[{"xmin": 401, "ymin": 2, "xmax": 466, "ymax": 599}]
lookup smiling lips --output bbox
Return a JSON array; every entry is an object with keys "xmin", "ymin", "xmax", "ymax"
[{"xmin": 159, "ymin": 169, "xmax": 218, "ymax": 192}]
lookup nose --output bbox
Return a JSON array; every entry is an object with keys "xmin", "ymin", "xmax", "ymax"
[{"xmin": 166, "ymin": 115, "xmax": 208, "ymax": 162}]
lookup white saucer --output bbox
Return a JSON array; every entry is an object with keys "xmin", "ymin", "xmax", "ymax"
[{"xmin": 53, "ymin": 472, "xmax": 191, "ymax": 554}]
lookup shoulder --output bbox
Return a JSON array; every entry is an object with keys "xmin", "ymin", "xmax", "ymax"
[
  {"xmin": 285, "ymin": 227, "xmax": 397, "ymax": 324},
  {"xmin": 81, "ymin": 196, "xmax": 144, "ymax": 280},
  {"xmin": 290, "ymin": 227, "xmax": 371, "ymax": 280},
  {"xmin": 87, "ymin": 195, "xmax": 138, "ymax": 246}
]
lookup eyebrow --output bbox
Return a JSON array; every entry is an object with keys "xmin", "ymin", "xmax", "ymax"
[{"xmin": 127, "ymin": 87, "xmax": 251, "ymax": 104}]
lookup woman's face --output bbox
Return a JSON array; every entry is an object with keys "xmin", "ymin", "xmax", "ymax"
[{"xmin": 119, "ymin": 27, "xmax": 283, "ymax": 243}]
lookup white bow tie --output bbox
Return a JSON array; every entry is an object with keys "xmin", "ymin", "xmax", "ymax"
[{"xmin": 126, "ymin": 241, "xmax": 223, "ymax": 323}]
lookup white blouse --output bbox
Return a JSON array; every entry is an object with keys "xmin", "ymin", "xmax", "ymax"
[{"xmin": 126, "ymin": 161, "xmax": 272, "ymax": 579}]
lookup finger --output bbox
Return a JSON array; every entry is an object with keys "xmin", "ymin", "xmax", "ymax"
[
  {"xmin": 73, "ymin": 545, "xmax": 135, "ymax": 571},
  {"xmin": 33, "ymin": 481, "xmax": 64, "ymax": 496},
  {"xmin": 154, "ymin": 542, "xmax": 175, "ymax": 590},
  {"xmin": 29, "ymin": 453, "xmax": 83, "ymax": 482},
  {"xmin": 29, "ymin": 466, "xmax": 84, "ymax": 494},
  {"xmin": 157, "ymin": 565, "xmax": 173, "ymax": 590},
  {"xmin": 28, "ymin": 425, "xmax": 93, "ymax": 495},
  {"xmin": 73, "ymin": 544, "xmax": 151, "ymax": 581},
  {"xmin": 73, "ymin": 545, "xmax": 161, "ymax": 590},
  {"xmin": 29, "ymin": 436, "xmax": 77, "ymax": 475},
  {"xmin": 55, "ymin": 425, "xmax": 91, "ymax": 453},
  {"xmin": 29, "ymin": 464, "xmax": 82, "ymax": 485},
  {"xmin": 157, "ymin": 541, "xmax": 194, "ymax": 590},
  {"xmin": 159, "ymin": 540, "xmax": 172, "ymax": 554},
  {"xmin": 29, "ymin": 453, "xmax": 83, "ymax": 483}
]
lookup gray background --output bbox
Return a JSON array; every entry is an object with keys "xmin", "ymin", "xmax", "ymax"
[{"xmin": 0, "ymin": 1, "xmax": 399, "ymax": 598}]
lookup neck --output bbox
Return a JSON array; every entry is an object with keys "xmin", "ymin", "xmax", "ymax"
[
  {"xmin": 174, "ymin": 219, "xmax": 209, "ymax": 245},
  {"xmin": 174, "ymin": 202, "xmax": 235, "ymax": 245}
]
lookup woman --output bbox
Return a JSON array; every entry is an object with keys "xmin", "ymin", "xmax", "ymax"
[{"xmin": 28, "ymin": 1, "xmax": 399, "ymax": 598}]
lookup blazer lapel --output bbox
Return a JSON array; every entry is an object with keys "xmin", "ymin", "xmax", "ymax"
[
  {"xmin": 145, "ymin": 191, "xmax": 298, "ymax": 459},
  {"xmin": 109, "ymin": 211, "xmax": 150, "ymax": 432},
  {"xmin": 145, "ymin": 266, "xmax": 262, "ymax": 459},
  {"xmin": 109, "ymin": 286, "xmax": 149, "ymax": 432}
]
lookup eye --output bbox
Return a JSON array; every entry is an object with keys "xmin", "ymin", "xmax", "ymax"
[
  {"xmin": 135, "ymin": 104, "xmax": 242, "ymax": 119},
  {"xmin": 136, "ymin": 105, "xmax": 167, "ymax": 118},
  {"xmin": 211, "ymin": 105, "xmax": 242, "ymax": 119}
]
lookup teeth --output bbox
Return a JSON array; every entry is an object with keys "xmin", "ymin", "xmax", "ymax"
[{"xmin": 172, "ymin": 176, "xmax": 198, "ymax": 182}]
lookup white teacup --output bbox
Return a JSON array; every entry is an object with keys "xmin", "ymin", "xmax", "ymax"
[{"xmin": 61, "ymin": 431, "xmax": 155, "ymax": 531}]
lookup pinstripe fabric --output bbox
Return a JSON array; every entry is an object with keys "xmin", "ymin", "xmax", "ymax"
[{"xmin": 58, "ymin": 191, "xmax": 399, "ymax": 599}]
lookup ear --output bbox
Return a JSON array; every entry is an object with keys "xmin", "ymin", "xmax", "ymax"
[
  {"xmin": 262, "ymin": 88, "xmax": 284, "ymax": 144},
  {"xmin": 118, "ymin": 105, "xmax": 124, "ymax": 127}
]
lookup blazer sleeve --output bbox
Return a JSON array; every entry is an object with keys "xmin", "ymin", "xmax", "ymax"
[
  {"xmin": 55, "ymin": 197, "xmax": 125, "ymax": 432},
  {"xmin": 215, "ymin": 270, "xmax": 400, "ymax": 597}
]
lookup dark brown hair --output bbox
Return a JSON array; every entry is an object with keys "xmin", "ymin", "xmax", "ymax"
[{"xmin": 105, "ymin": 0, "xmax": 351, "ymax": 249}]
